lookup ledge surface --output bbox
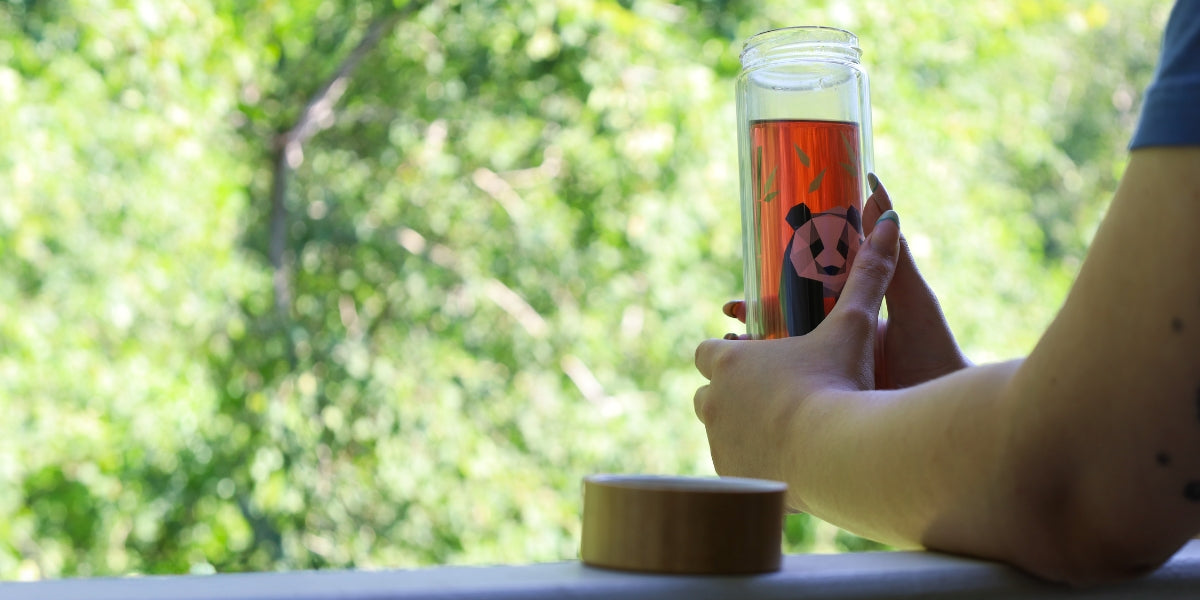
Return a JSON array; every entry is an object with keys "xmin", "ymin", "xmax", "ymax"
[{"xmin": 2, "ymin": 541, "xmax": 1198, "ymax": 600}]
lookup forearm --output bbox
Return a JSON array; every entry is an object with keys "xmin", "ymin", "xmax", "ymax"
[
  {"xmin": 786, "ymin": 360, "xmax": 1023, "ymax": 554},
  {"xmin": 785, "ymin": 353, "xmax": 1179, "ymax": 584}
]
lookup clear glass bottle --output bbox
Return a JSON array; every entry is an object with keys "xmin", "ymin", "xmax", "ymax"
[{"xmin": 736, "ymin": 27, "xmax": 874, "ymax": 338}]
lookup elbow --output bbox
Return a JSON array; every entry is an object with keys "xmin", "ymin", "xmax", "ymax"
[
  {"xmin": 940, "ymin": 449, "xmax": 1192, "ymax": 586},
  {"xmin": 927, "ymin": 507, "xmax": 1179, "ymax": 587},
  {"xmin": 997, "ymin": 481, "xmax": 1190, "ymax": 587},
  {"xmin": 922, "ymin": 498, "xmax": 1180, "ymax": 587},
  {"xmin": 981, "ymin": 374, "xmax": 1199, "ymax": 586},
  {"xmin": 1007, "ymin": 532, "xmax": 1176, "ymax": 587}
]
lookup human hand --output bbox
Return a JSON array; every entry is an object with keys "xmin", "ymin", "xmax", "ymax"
[
  {"xmin": 721, "ymin": 174, "xmax": 970, "ymax": 389},
  {"xmin": 694, "ymin": 212, "xmax": 901, "ymax": 494}
]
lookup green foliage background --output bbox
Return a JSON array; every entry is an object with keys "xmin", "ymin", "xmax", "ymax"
[{"xmin": 0, "ymin": 0, "xmax": 1168, "ymax": 579}]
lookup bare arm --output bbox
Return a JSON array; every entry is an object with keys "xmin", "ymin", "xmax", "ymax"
[{"xmin": 788, "ymin": 147, "xmax": 1200, "ymax": 584}]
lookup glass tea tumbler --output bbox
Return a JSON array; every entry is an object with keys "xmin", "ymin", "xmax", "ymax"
[{"xmin": 736, "ymin": 27, "xmax": 875, "ymax": 339}]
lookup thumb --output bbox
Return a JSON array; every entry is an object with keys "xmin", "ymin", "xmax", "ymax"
[{"xmin": 834, "ymin": 210, "xmax": 901, "ymax": 318}]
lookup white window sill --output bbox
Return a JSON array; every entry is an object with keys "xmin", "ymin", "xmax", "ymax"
[{"xmin": 2, "ymin": 540, "xmax": 1197, "ymax": 599}]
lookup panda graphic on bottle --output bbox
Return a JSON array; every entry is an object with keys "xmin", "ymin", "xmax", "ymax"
[{"xmin": 751, "ymin": 119, "xmax": 865, "ymax": 338}]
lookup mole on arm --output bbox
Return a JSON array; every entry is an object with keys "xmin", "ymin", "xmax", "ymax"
[{"xmin": 1184, "ymin": 481, "xmax": 1200, "ymax": 503}]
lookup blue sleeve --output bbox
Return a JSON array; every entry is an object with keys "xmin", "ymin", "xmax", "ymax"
[{"xmin": 1130, "ymin": 1, "xmax": 1200, "ymax": 149}]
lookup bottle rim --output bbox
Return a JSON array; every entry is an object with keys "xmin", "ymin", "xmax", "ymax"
[{"xmin": 740, "ymin": 26, "xmax": 861, "ymax": 69}]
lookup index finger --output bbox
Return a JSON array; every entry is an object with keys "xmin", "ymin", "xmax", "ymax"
[
  {"xmin": 694, "ymin": 338, "xmax": 734, "ymax": 380},
  {"xmin": 861, "ymin": 173, "xmax": 893, "ymax": 237}
]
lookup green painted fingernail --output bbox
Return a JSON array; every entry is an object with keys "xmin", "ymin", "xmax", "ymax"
[
  {"xmin": 876, "ymin": 209, "xmax": 899, "ymax": 226},
  {"xmin": 867, "ymin": 172, "xmax": 880, "ymax": 192}
]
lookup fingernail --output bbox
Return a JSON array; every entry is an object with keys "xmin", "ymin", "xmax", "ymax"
[
  {"xmin": 875, "ymin": 209, "xmax": 899, "ymax": 227},
  {"xmin": 722, "ymin": 301, "xmax": 738, "ymax": 318},
  {"xmin": 867, "ymin": 172, "xmax": 880, "ymax": 192},
  {"xmin": 723, "ymin": 333, "xmax": 739, "ymax": 340},
  {"xmin": 870, "ymin": 210, "xmax": 900, "ymax": 251}
]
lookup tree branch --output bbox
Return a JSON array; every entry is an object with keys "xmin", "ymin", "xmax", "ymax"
[
  {"xmin": 269, "ymin": 147, "xmax": 291, "ymax": 317},
  {"xmin": 268, "ymin": 9, "xmax": 406, "ymax": 320},
  {"xmin": 279, "ymin": 11, "xmax": 404, "ymax": 153}
]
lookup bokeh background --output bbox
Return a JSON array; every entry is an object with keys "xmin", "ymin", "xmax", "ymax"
[{"xmin": 0, "ymin": 0, "xmax": 1169, "ymax": 579}]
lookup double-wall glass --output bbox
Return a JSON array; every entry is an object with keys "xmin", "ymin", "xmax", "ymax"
[{"xmin": 736, "ymin": 27, "xmax": 874, "ymax": 338}]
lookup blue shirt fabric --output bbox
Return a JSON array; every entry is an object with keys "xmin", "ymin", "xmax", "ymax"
[{"xmin": 1130, "ymin": 1, "xmax": 1200, "ymax": 148}]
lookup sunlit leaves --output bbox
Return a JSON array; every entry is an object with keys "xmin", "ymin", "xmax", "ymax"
[{"xmin": 0, "ymin": 0, "xmax": 1169, "ymax": 579}]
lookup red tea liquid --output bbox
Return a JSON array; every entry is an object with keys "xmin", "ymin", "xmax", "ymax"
[{"xmin": 749, "ymin": 119, "xmax": 863, "ymax": 338}]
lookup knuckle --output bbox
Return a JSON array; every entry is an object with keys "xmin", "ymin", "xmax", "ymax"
[
  {"xmin": 710, "ymin": 346, "xmax": 741, "ymax": 373},
  {"xmin": 695, "ymin": 339, "xmax": 721, "ymax": 369},
  {"xmin": 828, "ymin": 304, "xmax": 876, "ymax": 337},
  {"xmin": 693, "ymin": 387, "xmax": 709, "ymax": 421},
  {"xmin": 853, "ymin": 253, "xmax": 892, "ymax": 282}
]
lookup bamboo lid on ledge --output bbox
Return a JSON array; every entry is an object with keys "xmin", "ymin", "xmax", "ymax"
[{"xmin": 580, "ymin": 474, "xmax": 787, "ymax": 575}]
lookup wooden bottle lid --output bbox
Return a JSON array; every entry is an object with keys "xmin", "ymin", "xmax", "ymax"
[{"xmin": 580, "ymin": 474, "xmax": 787, "ymax": 575}]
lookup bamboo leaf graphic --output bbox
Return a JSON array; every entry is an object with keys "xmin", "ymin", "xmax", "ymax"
[
  {"xmin": 839, "ymin": 161, "xmax": 856, "ymax": 176},
  {"xmin": 763, "ymin": 167, "xmax": 777, "ymax": 199},
  {"xmin": 808, "ymin": 168, "xmax": 826, "ymax": 193},
  {"xmin": 763, "ymin": 191, "xmax": 778, "ymax": 203},
  {"xmin": 755, "ymin": 146, "xmax": 763, "ymax": 196},
  {"xmin": 840, "ymin": 130, "xmax": 855, "ymax": 161},
  {"xmin": 794, "ymin": 144, "xmax": 810, "ymax": 167}
]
